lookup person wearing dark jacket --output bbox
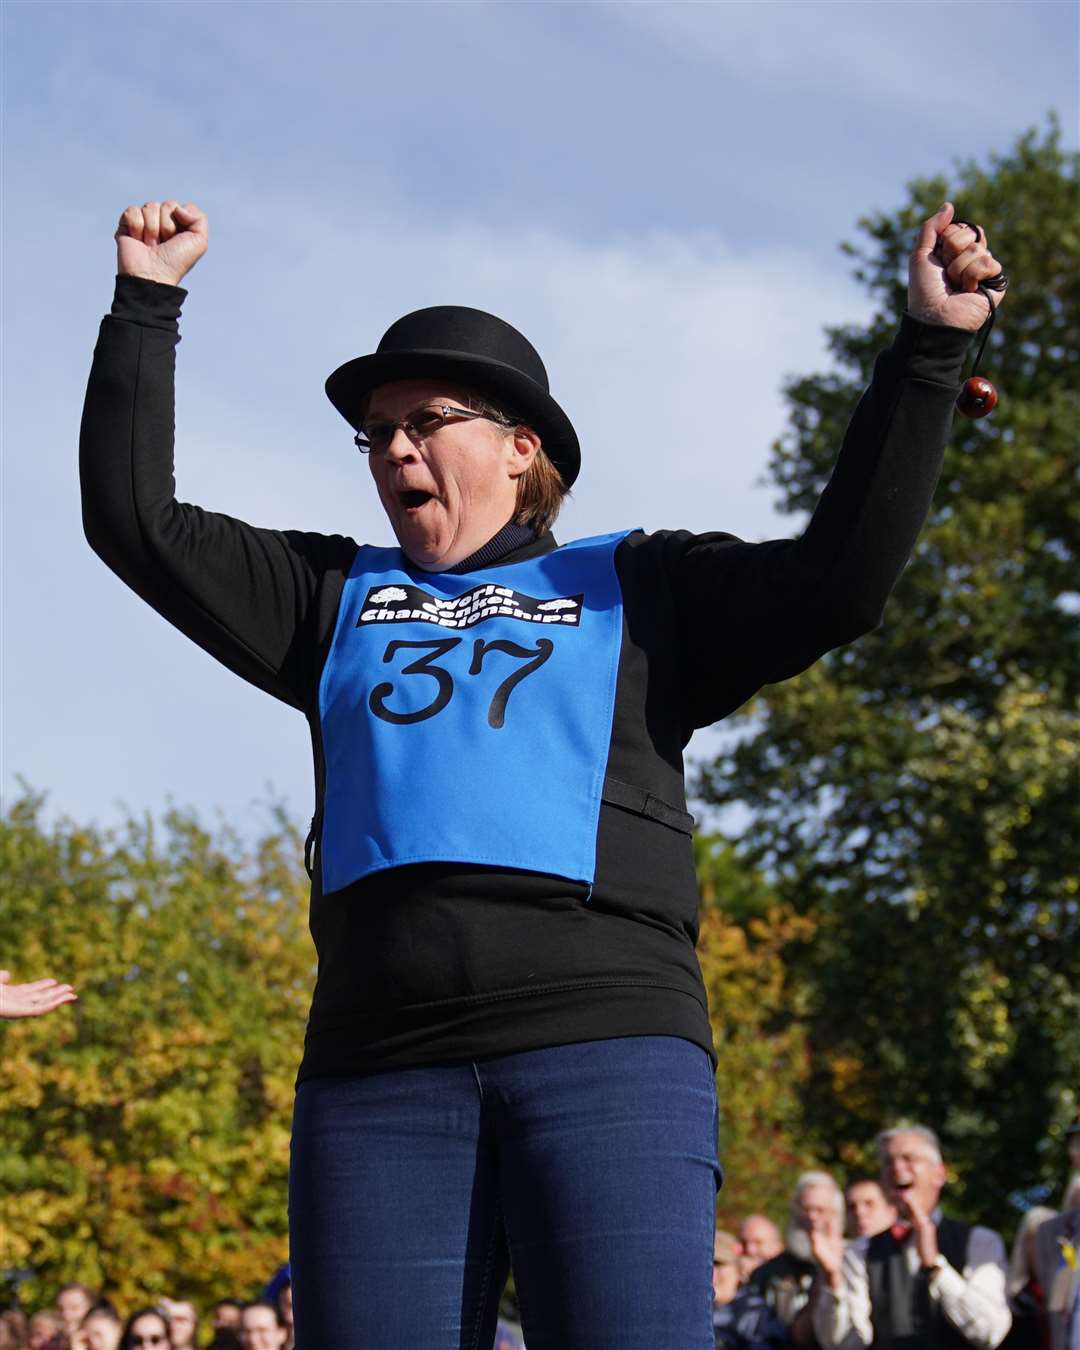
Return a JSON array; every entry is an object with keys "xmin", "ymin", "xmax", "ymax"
[{"xmin": 80, "ymin": 198, "xmax": 1003, "ymax": 1350}]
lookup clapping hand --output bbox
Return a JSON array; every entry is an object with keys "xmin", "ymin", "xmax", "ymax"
[
  {"xmin": 908, "ymin": 202, "xmax": 1006, "ymax": 332},
  {"xmin": 810, "ymin": 1211, "xmax": 846, "ymax": 1293},
  {"xmin": 893, "ymin": 1185, "xmax": 941, "ymax": 1268}
]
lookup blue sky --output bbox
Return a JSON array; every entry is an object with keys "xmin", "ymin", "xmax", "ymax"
[{"xmin": 2, "ymin": 0, "xmax": 1077, "ymax": 838}]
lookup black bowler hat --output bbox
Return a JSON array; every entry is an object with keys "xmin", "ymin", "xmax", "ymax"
[{"xmin": 325, "ymin": 305, "xmax": 581, "ymax": 488}]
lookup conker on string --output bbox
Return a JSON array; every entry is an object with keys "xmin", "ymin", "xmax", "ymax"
[{"xmin": 956, "ymin": 376, "xmax": 999, "ymax": 419}]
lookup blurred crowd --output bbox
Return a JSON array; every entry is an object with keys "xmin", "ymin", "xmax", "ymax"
[
  {"xmin": 0, "ymin": 1285, "xmax": 293, "ymax": 1350},
  {"xmin": 0, "ymin": 1276, "xmax": 524, "ymax": 1350},
  {"xmin": 712, "ymin": 1120, "xmax": 1080, "ymax": 1350}
]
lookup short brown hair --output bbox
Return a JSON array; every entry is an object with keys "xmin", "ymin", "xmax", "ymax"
[
  {"xmin": 464, "ymin": 394, "xmax": 569, "ymax": 533},
  {"xmin": 513, "ymin": 446, "xmax": 567, "ymax": 533}
]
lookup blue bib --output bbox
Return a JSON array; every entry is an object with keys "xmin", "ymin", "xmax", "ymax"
[{"xmin": 317, "ymin": 531, "xmax": 631, "ymax": 894}]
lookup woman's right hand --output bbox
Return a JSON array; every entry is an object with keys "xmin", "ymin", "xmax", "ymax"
[
  {"xmin": 115, "ymin": 199, "xmax": 208, "ymax": 286},
  {"xmin": 0, "ymin": 969, "xmax": 77, "ymax": 1019}
]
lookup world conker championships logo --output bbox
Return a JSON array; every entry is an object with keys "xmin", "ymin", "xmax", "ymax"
[{"xmin": 357, "ymin": 583, "xmax": 583, "ymax": 630}]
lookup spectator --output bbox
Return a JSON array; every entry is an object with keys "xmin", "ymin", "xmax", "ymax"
[
  {"xmin": 846, "ymin": 1179, "xmax": 898, "ymax": 1240},
  {"xmin": 80, "ymin": 1308, "xmax": 122, "ymax": 1350},
  {"xmin": 27, "ymin": 1311, "xmax": 64, "ymax": 1350},
  {"xmin": 1003, "ymin": 1205, "xmax": 1057, "ymax": 1350},
  {"xmin": 56, "ymin": 1287, "xmax": 95, "ymax": 1340},
  {"xmin": 272, "ymin": 1287, "xmax": 292, "ymax": 1350},
  {"xmin": 155, "ymin": 1305, "xmax": 194, "ymax": 1350},
  {"xmin": 715, "ymin": 1232, "xmax": 744, "ymax": 1307},
  {"xmin": 210, "ymin": 1304, "xmax": 243, "ymax": 1333},
  {"xmin": 740, "ymin": 1216, "xmax": 786, "ymax": 1283},
  {"xmin": 715, "ymin": 1230, "xmax": 791, "ymax": 1350},
  {"xmin": 1034, "ymin": 1116, "xmax": 1080, "ymax": 1350},
  {"xmin": 752, "ymin": 1171, "xmax": 845, "ymax": 1340},
  {"xmin": 0, "ymin": 1309, "xmax": 29, "ymax": 1350},
  {"xmin": 813, "ymin": 1124, "xmax": 1012, "ymax": 1350},
  {"xmin": 238, "ymin": 1304, "xmax": 286, "ymax": 1350},
  {"xmin": 120, "ymin": 1309, "xmax": 172, "ymax": 1350}
]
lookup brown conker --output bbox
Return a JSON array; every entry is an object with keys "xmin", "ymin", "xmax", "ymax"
[{"xmin": 956, "ymin": 376, "xmax": 999, "ymax": 419}]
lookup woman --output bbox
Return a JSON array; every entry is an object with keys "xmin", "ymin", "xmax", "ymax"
[
  {"xmin": 26, "ymin": 1310, "xmax": 63, "ymax": 1350},
  {"xmin": 78, "ymin": 1308, "xmax": 122, "ymax": 1350},
  {"xmin": 81, "ymin": 199, "xmax": 1003, "ymax": 1350},
  {"xmin": 118, "ymin": 1310, "xmax": 171, "ymax": 1350}
]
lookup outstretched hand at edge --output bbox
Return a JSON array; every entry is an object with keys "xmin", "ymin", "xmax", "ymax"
[{"xmin": 0, "ymin": 969, "xmax": 78, "ymax": 1019}]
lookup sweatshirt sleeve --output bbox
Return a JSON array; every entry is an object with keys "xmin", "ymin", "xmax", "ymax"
[
  {"xmin": 660, "ymin": 313, "xmax": 975, "ymax": 729},
  {"xmin": 79, "ymin": 276, "xmax": 358, "ymax": 711}
]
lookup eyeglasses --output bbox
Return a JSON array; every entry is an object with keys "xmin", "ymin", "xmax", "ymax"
[{"xmin": 354, "ymin": 404, "xmax": 514, "ymax": 456}]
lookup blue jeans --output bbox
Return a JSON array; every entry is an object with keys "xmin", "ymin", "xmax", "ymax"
[{"xmin": 289, "ymin": 1035, "xmax": 720, "ymax": 1349}]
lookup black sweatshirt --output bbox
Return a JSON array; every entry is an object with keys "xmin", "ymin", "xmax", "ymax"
[{"xmin": 80, "ymin": 276, "xmax": 973, "ymax": 1081}]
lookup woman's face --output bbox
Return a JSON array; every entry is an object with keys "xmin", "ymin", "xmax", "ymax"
[
  {"xmin": 127, "ymin": 1315, "xmax": 169, "ymax": 1350},
  {"xmin": 84, "ymin": 1316, "xmax": 122, "ymax": 1350},
  {"xmin": 364, "ymin": 380, "xmax": 539, "ymax": 571},
  {"xmin": 28, "ymin": 1317, "xmax": 60, "ymax": 1350}
]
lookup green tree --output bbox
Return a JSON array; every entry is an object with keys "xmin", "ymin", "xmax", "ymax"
[
  {"xmin": 697, "ymin": 120, "xmax": 1079, "ymax": 1228},
  {"xmin": 0, "ymin": 791, "xmax": 314, "ymax": 1311}
]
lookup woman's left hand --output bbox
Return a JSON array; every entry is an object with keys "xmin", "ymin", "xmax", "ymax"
[{"xmin": 908, "ymin": 202, "xmax": 1006, "ymax": 331}]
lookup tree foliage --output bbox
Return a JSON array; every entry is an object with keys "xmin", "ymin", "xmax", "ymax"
[
  {"xmin": 697, "ymin": 120, "xmax": 1079, "ymax": 1228},
  {"xmin": 0, "ymin": 792, "xmax": 312, "ymax": 1311},
  {"xmin": 696, "ymin": 834, "xmax": 819, "ymax": 1225}
]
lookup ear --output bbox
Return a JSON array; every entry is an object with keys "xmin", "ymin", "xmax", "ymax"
[{"xmin": 505, "ymin": 424, "xmax": 541, "ymax": 480}]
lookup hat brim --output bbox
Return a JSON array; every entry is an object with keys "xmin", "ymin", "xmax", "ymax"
[{"xmin": 325, "ymin": 349, "xmax": 581, "ymax": 488}]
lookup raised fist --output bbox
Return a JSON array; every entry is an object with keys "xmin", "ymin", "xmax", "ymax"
[
  {"xmin": 908, "ymin": 202, "xmax": 1005, "ymax": 332},
  {"xmin": 115, "ymin": 200, "xmax": 208, "ymax": 287}
]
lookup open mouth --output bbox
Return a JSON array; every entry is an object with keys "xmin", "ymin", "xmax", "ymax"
[{"xmin": 398, "ymin": 489, "xmax": 434, "ymax": 512}]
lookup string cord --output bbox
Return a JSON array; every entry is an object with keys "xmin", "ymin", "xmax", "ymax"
[{"xmin": 970, "ymin": 287, "xmax": 998, "ymax": 377}]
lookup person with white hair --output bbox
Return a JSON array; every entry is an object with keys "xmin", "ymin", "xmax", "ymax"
[
  {"xmin": 751, "ymin": 1171, "xmax": 846, "ymax": 1343},
  {"xmin": 813, "ymin": 1125, "xmax": 1011, "ymax": 1350}
]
